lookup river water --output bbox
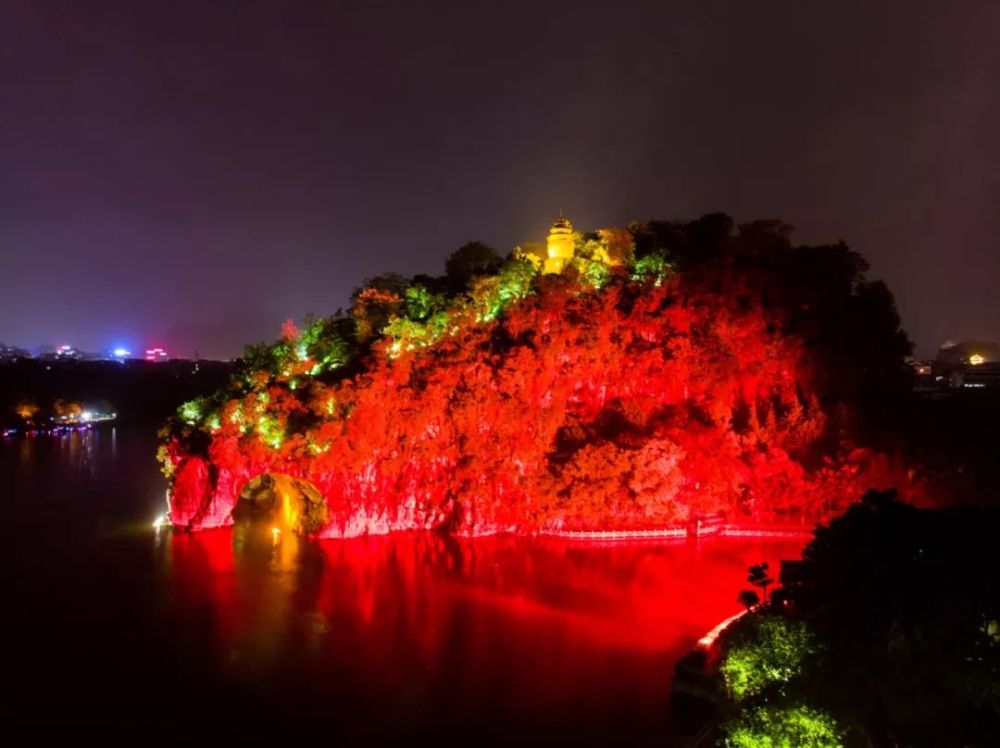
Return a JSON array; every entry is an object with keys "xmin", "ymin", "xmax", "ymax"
[{"xmin": 0, "ymin": 425, "xmax": 805, "ymax": 740}]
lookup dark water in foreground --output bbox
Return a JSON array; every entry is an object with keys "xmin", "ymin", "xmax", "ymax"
[{"xmin": 0, "ymin": 425, "xmax": 805, "ymax": 740}]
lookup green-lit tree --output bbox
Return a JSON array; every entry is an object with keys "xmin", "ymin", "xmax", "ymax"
[
  {"xmin": 722, "ymin": 704, "xmax": 843, "ymax": 747},
  {"xmin": 786, "ymin": 491, "xmax": 1000, "ymax": 744},
  {"xmin": 350, "ymin": 274, "xmax": 409, "ymax": 342},
  {"xmin": 719, "ymin": 614, "xmax": 817, "ymax": 701}
]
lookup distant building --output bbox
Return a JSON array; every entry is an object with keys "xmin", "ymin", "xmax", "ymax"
[
  {"xmin": 934, "ymin": 340, "xmax": 1000, "ymax": 390},
  {"xmin": 0, "ymin": 343, "xmax": 30, "ymax": 361},
  {"xmin": 907, "ymin": 358, "xmax": 936, "ymax": 392},
  {"xmin": 53, "ymin": 344, "xmax": 82, "ymax": 360}
]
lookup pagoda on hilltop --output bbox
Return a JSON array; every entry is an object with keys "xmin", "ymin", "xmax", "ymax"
[{"xmin": 543, "ymin": 213, "xmax": 576, "ymax": 274}]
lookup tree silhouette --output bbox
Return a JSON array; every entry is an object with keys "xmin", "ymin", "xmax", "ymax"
[
  {"xmin": 737, "ymin": 589, "xmax": 760, "ymax": 610},
  {"xmin": 732, "ymin": 494, "xmax": 1000, "ymax": 745},
  {"xmin": 444, "ymin": 241, "xmax": 502, "ymax": 292},
  {"xmin": 747, "ymin": 563, "xmax": 773, "ymax": 602}
]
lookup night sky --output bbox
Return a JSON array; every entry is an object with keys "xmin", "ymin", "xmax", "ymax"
[{"xmin": 2, "ymin": 1, "xmax": 997, "ymax": 359}]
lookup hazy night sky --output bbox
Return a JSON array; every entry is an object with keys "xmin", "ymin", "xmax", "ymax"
[{"xmin": 1, "ymin": 1, "xmax": 997, "ymax": 359}]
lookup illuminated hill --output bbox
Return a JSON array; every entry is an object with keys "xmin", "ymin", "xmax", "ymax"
[{"xmin": 160, "ymin": 215, "xmax": 913, "ymax": 536}]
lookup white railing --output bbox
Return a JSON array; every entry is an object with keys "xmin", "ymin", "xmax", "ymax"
[
  {"xmin": 542, "ymin": 522, "xmax": 816, "ymax": 542},
  {"xmin": 544, "ymin": 527, "xmax": 689, "ymax": 540}
]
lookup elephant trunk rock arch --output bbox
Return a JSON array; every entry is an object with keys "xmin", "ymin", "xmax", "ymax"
[{"xmin": 233, "ymin": 474, "xmax": 329, "ymax": 534}]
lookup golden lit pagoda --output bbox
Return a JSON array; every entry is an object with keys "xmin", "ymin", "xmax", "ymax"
[{"xmin": 543, "ymin": 213, "xmax": 576, "ymax": 274}]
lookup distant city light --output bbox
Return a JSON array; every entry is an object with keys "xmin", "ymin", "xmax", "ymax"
[
  {"xmin": 112, "ymin": 347, "xmax": 131, "ymax": 359},
  {"xmin": 55, "ymin": 344, "xmax": 80, "ymax": 359},
  {"xmin": 969, "ymin": 353, "xmax": 985, "ymax": 366},
  {"xmin": 145, "ymin": 347, "xmax": 168, "ymax": 362},
  {"xmin": 50, "ymin": 406, "xmax": 116, "ymax": 425},
  {"xmin": 153, "ymin": 514, "xmax": 168, "ymax": 530}
]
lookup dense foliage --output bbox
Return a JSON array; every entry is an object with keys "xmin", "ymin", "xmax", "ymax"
[
  {"xmin": 722, "ymin": 704, "xmax": 843, "ymax": 748},
  {"xmin": 718, "ymin": 491, "xmax": 1000, "ymax": 746},
  {"xmin": 720, "ymin": 615, "xmax": 818, "ymax": 701},
  {"xmin": 159, "ymin": 216, "xmax": 914, "ymax": 536}
]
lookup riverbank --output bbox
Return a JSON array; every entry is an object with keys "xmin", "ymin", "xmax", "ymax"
[{"xmin": 0, "ymin": 357, "xmax": 232, "ymax": 428}]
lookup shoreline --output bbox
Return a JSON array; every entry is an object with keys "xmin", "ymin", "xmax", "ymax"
[{"xmin": 162, "ymin": 518, "xmax": 818, "ymax": 545}]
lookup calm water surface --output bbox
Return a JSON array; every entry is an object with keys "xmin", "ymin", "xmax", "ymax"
[{"xmin": 0, "ymin": 425, "xmax": 804, "ymax": 741}]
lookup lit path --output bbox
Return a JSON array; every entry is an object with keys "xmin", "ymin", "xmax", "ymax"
[{"xmin": 696, "ymin": 609, "xmax": 750, "ymax": 649}]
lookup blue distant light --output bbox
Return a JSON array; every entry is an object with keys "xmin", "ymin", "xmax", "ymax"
[{"xmin": 112, "ymin": 347, "xmax": 131, "ymax": 359}]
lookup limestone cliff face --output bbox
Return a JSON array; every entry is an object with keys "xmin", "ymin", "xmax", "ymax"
[{"xmin": 163, "ymin": 272, "xmax": 897, "ymax": 538}]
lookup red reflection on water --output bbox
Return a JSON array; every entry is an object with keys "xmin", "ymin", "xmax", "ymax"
[{"xmin": 165, "ymin": 530, "xmax": 804, "ymax": 735}]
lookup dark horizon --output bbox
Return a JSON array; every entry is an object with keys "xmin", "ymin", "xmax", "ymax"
[{"xmin": 2, "ymin": 1, "xmax": 998, "ymax": 359}]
